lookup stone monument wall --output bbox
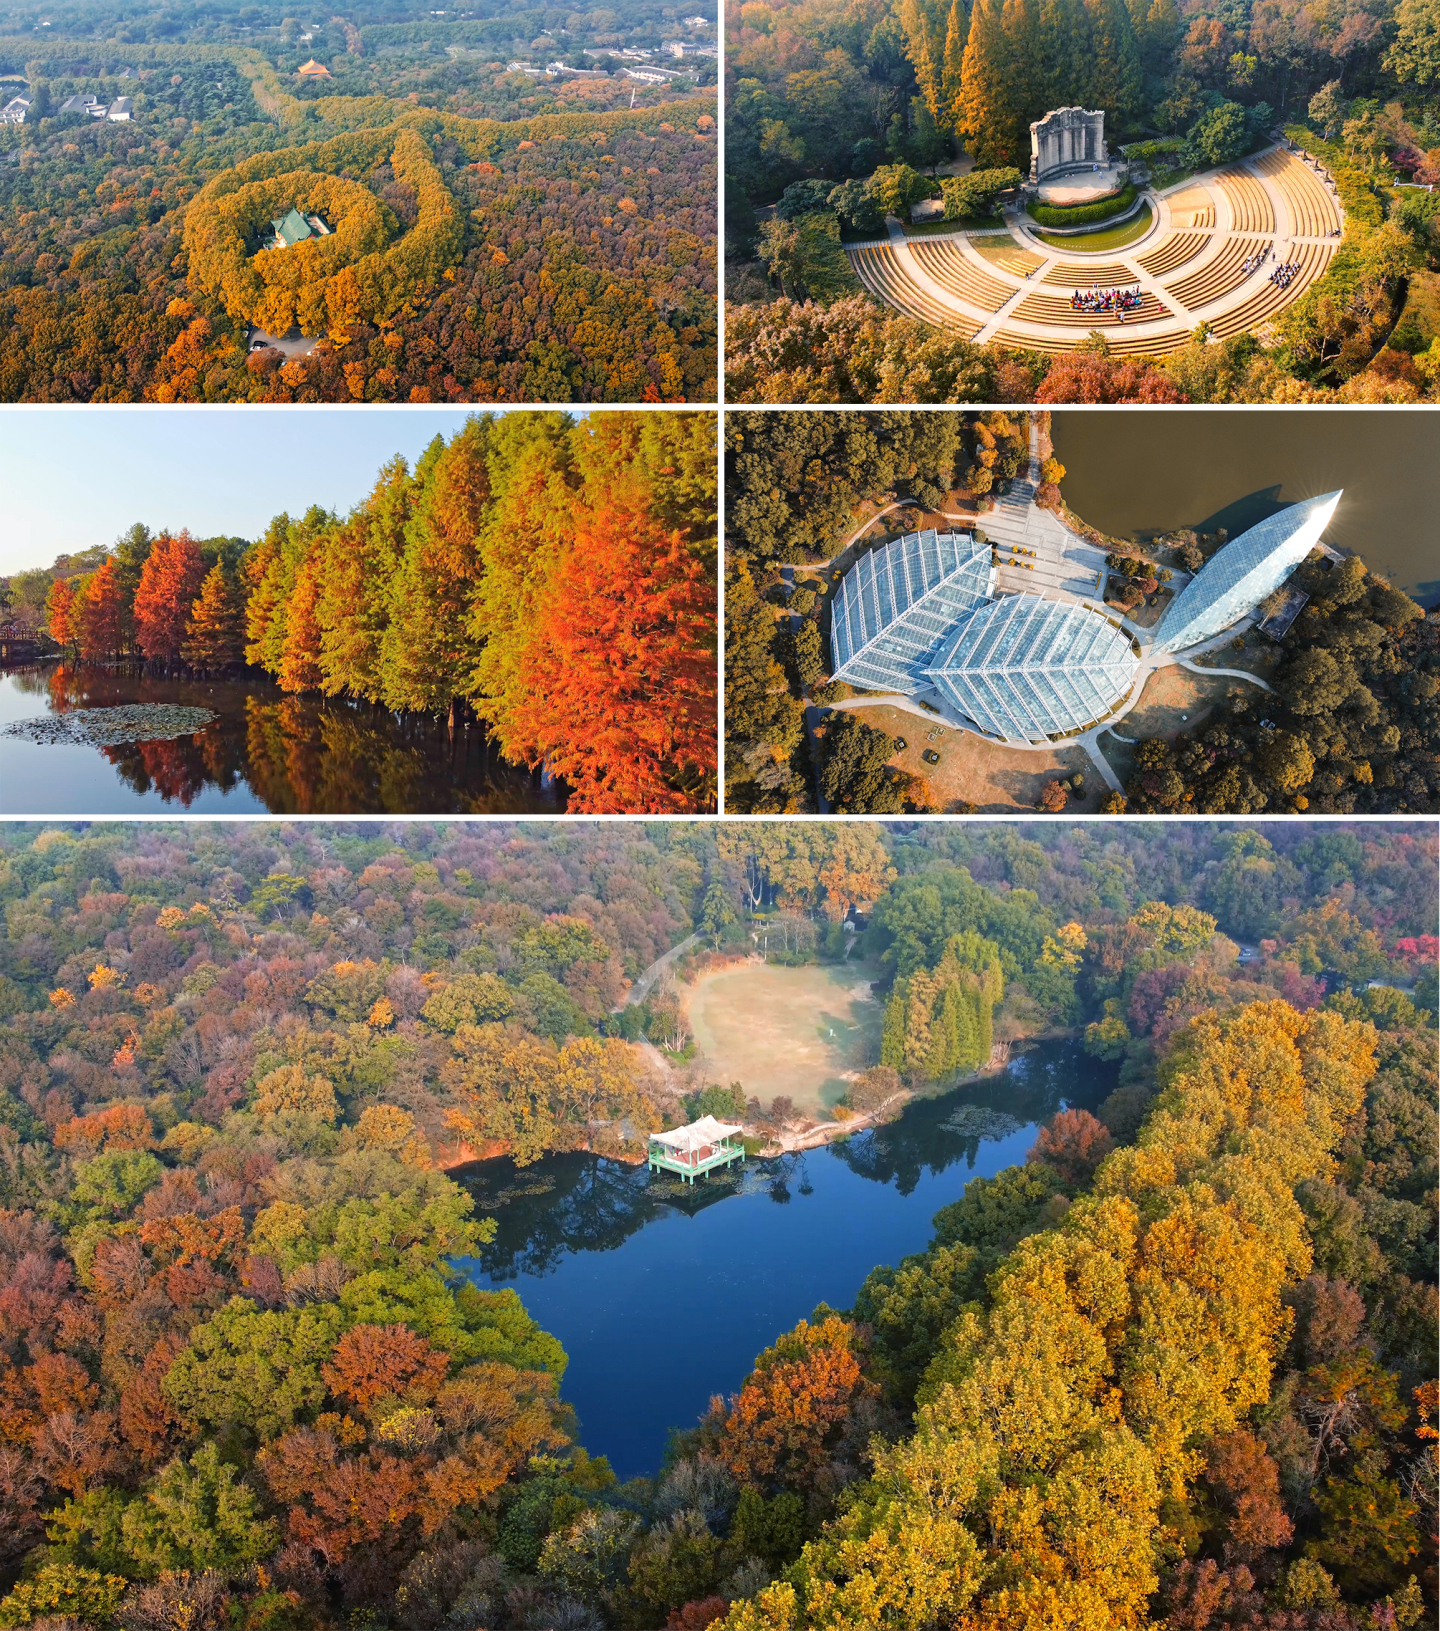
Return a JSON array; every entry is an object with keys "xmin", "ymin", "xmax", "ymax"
[{"xmin": 1029, "ymin": 107, "xmax": 1107, "ymax": 181}]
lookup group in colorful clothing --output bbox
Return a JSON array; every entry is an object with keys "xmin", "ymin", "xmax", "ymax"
[{"xmin": 1069, "ymin": 285, "xmax": 1143, "ymax": 315}]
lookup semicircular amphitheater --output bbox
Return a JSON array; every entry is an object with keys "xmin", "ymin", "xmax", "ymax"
[
  {"xmin": 845, "ymin": 142, "xmax": 1343, "ymax": 355},
  {"xmin": 828, "ymin": 444, "xmax": 1342, "ymax": 791}
]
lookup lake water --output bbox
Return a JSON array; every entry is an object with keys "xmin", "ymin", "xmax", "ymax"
[
  {"xmin": 1052, "ymin": 409, "xmax": 1440, "ymax": 607},
  {"xmin": 0, "ymin": 664, "xmax": 559, "ymax": 815},
  {"xmin": 454, "ymin": 1039, "xmax": 1117, "ymax": 1480}
]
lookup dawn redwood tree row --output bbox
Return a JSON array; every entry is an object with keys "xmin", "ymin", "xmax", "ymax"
[{"xmin": 42, "ymin": 411, "xmax": 718, "ymax": 815}]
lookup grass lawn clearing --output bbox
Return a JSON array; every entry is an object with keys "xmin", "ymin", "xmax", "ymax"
[
  {"xmin": 684, "ymin": 961, "xmax": 884, "ymax": 1115},
  {"xmin": 1032, "ymin": 204, "xmax": 1154, "ymax": 252}
]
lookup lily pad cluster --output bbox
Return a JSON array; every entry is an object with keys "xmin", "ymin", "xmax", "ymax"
[{"xmin": 3, "ymin": 705, "xmax": 219, "ymax": 747}]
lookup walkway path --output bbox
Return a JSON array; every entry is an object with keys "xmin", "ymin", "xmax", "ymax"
[{"xmin": 617, "ymin": 931, "xmax": 702, "ymax": 1011}]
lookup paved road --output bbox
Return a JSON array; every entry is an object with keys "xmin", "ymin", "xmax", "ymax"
[{"xmin": 617, "ymin": 931, "xmax": 702, "ymax": 1011}]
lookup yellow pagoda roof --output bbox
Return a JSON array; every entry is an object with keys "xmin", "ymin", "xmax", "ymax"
[{"xmin": 297, "ymin": 58, "xmax": 330, "ymax": 76}]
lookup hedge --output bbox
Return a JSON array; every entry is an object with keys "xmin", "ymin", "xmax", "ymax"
[{"xmin": 1026, "ymin": 181, "xmax": 1138, "ymax": 228}]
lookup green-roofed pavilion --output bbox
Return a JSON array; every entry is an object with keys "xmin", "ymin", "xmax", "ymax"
[{"xmin": 271, "ymin": 207, "xmax": 314, "ymax": 248}]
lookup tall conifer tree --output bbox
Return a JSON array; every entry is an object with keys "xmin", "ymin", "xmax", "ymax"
[
  {"xmin": 76, "ymin": 560, "xmax": 125, "ymax": 661},
  {"xmin": 182, "ymin": 564, "xmax": 246, "ymax": 672},
  {"xmin": 381, "ymin": 421, "xmax": 492, "ymax": 716},
  {"xmin": 316, "ymin": 456, "xmax": 416, "ymax": 703},
  {"xmin": 134, "ymin": 531, "xmax": 205, "ymax": 663},
  {"xmin": 958, "ymin": 0, "xmax": 1019, "ymax": 166},
  {"xmin": 942, "ymin": 0, "xmax": 969, "ymax": 124}
]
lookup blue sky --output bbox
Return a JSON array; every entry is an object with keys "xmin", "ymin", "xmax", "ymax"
[{"xmin": 0, "ymin": 407, "xmax": 528, "ymax": 576}]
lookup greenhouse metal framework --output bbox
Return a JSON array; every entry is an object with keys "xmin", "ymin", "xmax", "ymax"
[
  {"xmin": 1151, "ymin": 491, "xmax": 1343, "ymax": 654},
  {"xmin": 926, "ymin": 594, "xmax": 1139, "ymax": 744},
  {"xmin": 830, "ymin": 530, "xmax": 996, "ymax": 693}
]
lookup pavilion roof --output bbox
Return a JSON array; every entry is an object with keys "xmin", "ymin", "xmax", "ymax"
[{"xmin": 650, "ymin": 1115, "xmax": 743, "ymax": 1152}]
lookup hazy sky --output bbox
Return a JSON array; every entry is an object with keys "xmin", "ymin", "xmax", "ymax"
[{"xmin": 0, "ymin": 407, "xmax": 522, "ymax": 576}]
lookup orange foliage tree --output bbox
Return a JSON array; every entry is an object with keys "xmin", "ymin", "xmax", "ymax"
[
  {"xmin": 320, "ymin": 1323, "xmax": 451, "ymax": 1411},
  {"xmin": 45, "ymin": 577, "xmax": 78, "ymax": 650},
  {"xmin": 718, "ymin": 1315, "xmax": 879, "ymax": 1498},
  {"xmin": 75, "ymin": 560, "xmax": 126, "ymax": 660},
  {"xmin": 135, "ymin": 531, "xmax": 207, "ymax": 662},
  {"xmin": 507, "ymin": 502, "xmax": 717, "ymax": 813},
  {"xmin": 182, "ymin": 564, "xmax": 247, "ymax": 671}
]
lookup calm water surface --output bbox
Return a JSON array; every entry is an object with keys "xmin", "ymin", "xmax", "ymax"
[
  {"xmin": 455, "ymin": 1039, "xmax": 1117, "ymax": 1479},
  {"xmin": 0, "ymin": 664, "xmax": 560, "ymax": 815},
  {"xmin": 1052, "ymin": 409, "xmax": 1440, "ymax": 607}
]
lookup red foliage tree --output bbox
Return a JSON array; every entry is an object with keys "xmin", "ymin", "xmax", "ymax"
[
  {"xmin": 45, "ymin": 577, "xmax": 77, "ymax": 649},
  {"xmin": 320, "ymin": 1324, "xmax": 451, "ymax": 1412},
  {"xmin": 1204, "ymin": 1429, "xmax": 1294, "ymax": 1555},
  {"xmin": 1027, "ymin": 1107, "xmax": 1115, "ymax": 1185},
  {"xmin": 134, "ymin": 531, "xmax": 206, "ymax": 662},
  {"xmin": 508, "ymin": 503, "xmax": 717, "ymax": 813},
  {"xmin": 667, "ymin": 1598, "xmax": 729, "ymax": 1630},
  {"xmin": 1036, "ymin": 354, "xmax": 1189, "ymax": 404},
  {"xmin": 76, "ymin": 560, "xmax": 126, "ymax": 660},
  {"xmin": 718, "ymin": 1316, "xmax": 879, "ymax": 1497}
]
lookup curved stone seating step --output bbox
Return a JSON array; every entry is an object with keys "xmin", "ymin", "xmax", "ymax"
[
  {"xmin": 845, "ymin": 149, "xmax": 1340, "ymax": 355},
  {"xmin": 908, "ymin": 240, "xmax": 1014, "ymax": 311},
  {"xmin": 1166, "ymin": 236, "xmax": 1254, "ymax": 308},
  {"xmin": 1167, "ymin": 186, "xmax": 1216, "ymax": 229},
  {"xmin": 1041, "ymin": 258, "xmax": 1136, "ymax": 286},
  {"xmin": 1252, "ymin": 149, "xmax": 1341, "ymax": 237},
  {"xmin": 973, "ymin": 242, "xmax": 1047, "ymax": 276},
  {"xmin": 1216, "ymin": 167, "xmax": 1275, "ymax": 233},
  {"xmin": 993, "ymin": 324, "xmax": 1193, "ymax": 357},
  {"xmin": 1204, "ymin": 241, "xmax": 1336, "ymax": 337},
  {"xmin": 847, "ymin": 244, "xmax": 984, "ymax": 336},
  {"xmin": 1136, "ymin": 230, "xmax": 1211, "ymax": 277},
  {"xmin": 1012, "ymin": 289, "xmax": 1169, "ymax": 326}
]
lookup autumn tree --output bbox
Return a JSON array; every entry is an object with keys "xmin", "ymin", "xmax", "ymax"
[
  {"xmin": 46, "ymin": 576, "xmax": 78, "ymax": 651},
  {"xmin": 75, "ymin": 560, "xmax": 126, "ymax": 661},
  {"xmin": 380, "ymin": 422, "xmax": 491, "ymax": 716},
  {"xmin": 503, "ymin": 502, "xmax": 717, "ymax": 813},
  {"xmin": 181, "ymin": 564, "xmax": 246, "ymax": 672},
  {"xmin": 134, "ymin": 532, "xmax": 207, "ymax": 663}
]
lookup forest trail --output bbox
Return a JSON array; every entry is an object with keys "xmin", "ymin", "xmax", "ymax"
[{"xmin": 621, "ymin": 931, "xmax": 703, "ymax": 1010}]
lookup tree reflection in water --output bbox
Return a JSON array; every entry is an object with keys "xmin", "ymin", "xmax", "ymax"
[
  {"xmin": 3, "ymin": 664, "xmax": 559, "ymax": 813},
  {"xmin": 461, "ymin": 1041, "xmax": 1119, "ymax": 1282}
]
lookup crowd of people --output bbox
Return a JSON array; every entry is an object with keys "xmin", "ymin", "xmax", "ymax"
[
  {"xmin": 1069, "ymin": 284, "xmax": 1144, "ymax": 315},
  {"xmin": 1269, "ymin": 257, "xmax": 1302, "ymax": 287},
  {"xmin": 1242, "ymin": 246, "xmax": 1270, "ymax": 274}
]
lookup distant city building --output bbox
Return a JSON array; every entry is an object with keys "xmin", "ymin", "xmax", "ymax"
[
  {"xmin": 296, "ymin": 58, "xmax": 331, "ymax": 78},
  {"xmin": 59, "ymin": 92, "xmax": 106, "ymax": 116},
  {"xmin": 625, "ymin": 67, "xmax": 672, "ymax": 83},
  {"xmin": 683, "ymin": 14, "xmax": 708, "ymax": 24},
  {"xmin": 665, "ymin": 39, "xmax": 717, "ymax": 56},
  {"xmin": 0, "ymin": 93, "xmax": 32, "ymax": 124},
  {"xmin": 1150, "ymin": 491, "xmax": 1342, "ymax": 655},
  {"xmin": 107, "ymin": 96, "xmax": 132, "ymax": 120}
]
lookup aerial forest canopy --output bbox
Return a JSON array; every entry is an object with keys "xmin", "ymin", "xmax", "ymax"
[
  {"xmin": 0, "ymin": 2, "xmax": 717, "ymax": 401},
  {"xmin": 31, "ymin": 411, "xmax": 718, "ymax": 815},
  {"xmin": 725, "ymin": 0, "xmax": 1440, "ymax": 403},
  {"xmin": 0, "ymin": 819, "xmax": 1432, "ymax": 1631}
]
